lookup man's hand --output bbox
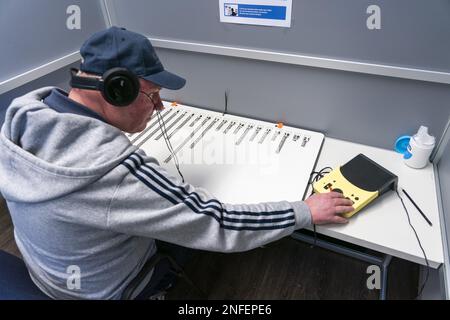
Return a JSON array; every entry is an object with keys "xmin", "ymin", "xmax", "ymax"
[{"xmin": 304, "ymin": 192, "xmax": 354, "ymax": 225}]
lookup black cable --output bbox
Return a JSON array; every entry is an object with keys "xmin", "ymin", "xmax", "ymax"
[
  {"xmin": 395, "ymin": 189, "xmax": 429, "ymax": 299},
  {"xmin": 156, "ymin": 109, "xmax": 185, "ymax": 183},
  {"xmin": 223, "ymin": 90, "xmax": 228, "ymax": 116},
  {"xmin": 307, "ymin": 166, "xmax": 333, "ymax": 247},
  {"xmin": 140, "ymin": 91, "xmax": 184, "ymax": 182},
  {"xmin": 157, "ymin": 110, "xmax": 184, "ymax": 182},
  {"xmin": 308, "ymin": 167, "xmax": 333, "ymax": 186}
]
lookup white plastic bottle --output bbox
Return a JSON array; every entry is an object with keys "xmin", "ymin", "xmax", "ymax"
[{"xmin": 404, "ymin": 126, "xmax": 435, "ymax": 169}]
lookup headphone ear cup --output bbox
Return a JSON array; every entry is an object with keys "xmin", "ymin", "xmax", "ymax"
[{"xmin": 102, "ymin": 68, "xmax": 140, "ymax": 106}]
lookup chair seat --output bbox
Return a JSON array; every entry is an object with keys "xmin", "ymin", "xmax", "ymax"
[{"xmin": 0, "ymin": 250, "xmax": 50, "ymax": 300}]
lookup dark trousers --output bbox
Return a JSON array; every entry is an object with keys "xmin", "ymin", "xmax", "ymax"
[{"xmin": 135, "ymin": 241, "xmax": 194, "ymax": 300}]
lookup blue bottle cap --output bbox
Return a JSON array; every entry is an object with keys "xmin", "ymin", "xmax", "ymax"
[{"xmin": 394, "ymin": 135, "xmax": 411, "ymax": 154}]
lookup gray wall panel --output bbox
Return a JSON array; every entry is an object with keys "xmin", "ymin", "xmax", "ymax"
[
  {"xmin": 157, "ymin": 48, "xmax": 450, "ymax": 150},
  {"xmin": 0, "ymin": 62, "xmax": 79, "ymax": 125},
  {"xmin": 438, "ymin": 139, "xmax": 450, "ymax": 228},
  {"xmin": 437, "ymin": 133, "xmax": 450, "ymax": 298},
  {"xmin": 110, "ymin": 0, "xmax": 450, "ymax": 72},
  {"xmin": 0, "ymin": 0, "xmax": 106, "ymax": 82}
]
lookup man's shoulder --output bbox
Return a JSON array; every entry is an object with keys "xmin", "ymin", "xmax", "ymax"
[
  {"xmin": 6, "ymin": 87, "xmax": 57, "ymax": 115},
  {"xmin": 15, "ymin": 87, "xmax": 57, "ymax": 105}
]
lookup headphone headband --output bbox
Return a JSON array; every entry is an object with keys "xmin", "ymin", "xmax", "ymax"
[{"xmin": 70, "ymin": 68, "xmax": 104, "ymax": 91}]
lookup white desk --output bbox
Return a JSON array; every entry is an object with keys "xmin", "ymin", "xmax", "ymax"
[
  {"xmin": 309, "ymin": 137, "xmax": 444, "ymax": 269},
  {"xmin": 131, "ymin": 102, "xmax": 444, "ymax": 270}
]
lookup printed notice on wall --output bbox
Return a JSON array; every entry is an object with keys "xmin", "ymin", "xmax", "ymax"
[{"xmin": 219, "ymin": 0, "xmax": 292, "ymax": 28}]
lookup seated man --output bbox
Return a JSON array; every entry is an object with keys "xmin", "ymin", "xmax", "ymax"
[{"xmin": 0, "ymin": 27, "xmax": 353, "ymax": 299}]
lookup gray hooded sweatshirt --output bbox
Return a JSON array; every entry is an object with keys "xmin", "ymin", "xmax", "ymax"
[{"xmin": 0, "ymin": 87, "xmax": 312, "ymax": 299}]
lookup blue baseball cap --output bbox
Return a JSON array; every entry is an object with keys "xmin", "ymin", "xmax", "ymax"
[{"xmin": 79, "ymin": 26, "xmax": 186, "ymax": 90}]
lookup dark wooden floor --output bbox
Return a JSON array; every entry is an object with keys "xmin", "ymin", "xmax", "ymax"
[
  {"xmin": 0, "ymin": 197, "xmax": 419, "ymax": 299},
  {"xmin": 167, "ymin": 238, "xmax": 419, "ymax": 300},
  {"xmin": 0, "ymin": 197, "xmax": 20, "ymax": 258}
]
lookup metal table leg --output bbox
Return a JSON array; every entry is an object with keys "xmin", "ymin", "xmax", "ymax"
[
  {"xmin": 291, "ymin": 232, "xmax": 392, "ymax": 300},
  {"xmin": 380, "ymin": 255, "xmax": 392, "ymax": 300}
]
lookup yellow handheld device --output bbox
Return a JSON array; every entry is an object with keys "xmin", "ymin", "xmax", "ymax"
[{"xmin": 313, "ymin": 154, "xmax": 398, "ymax": 218}]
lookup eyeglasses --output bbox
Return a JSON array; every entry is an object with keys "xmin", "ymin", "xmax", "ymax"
[{"xmin": 140, "ymin": 90, "xmax": 160, "ymax": 105}]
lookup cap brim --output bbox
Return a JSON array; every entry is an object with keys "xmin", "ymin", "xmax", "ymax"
[{"xmin": 142, "ymin": 70, "xmax": 186, "ymax": 90}]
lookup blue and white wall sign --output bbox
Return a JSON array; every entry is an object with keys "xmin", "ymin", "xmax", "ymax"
[{"xmin": 219, "ymin": 0, "xmax": 292, "ymax": 28}]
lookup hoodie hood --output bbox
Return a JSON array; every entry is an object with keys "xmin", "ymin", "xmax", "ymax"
[{"xmin": 0, "ymin": 87, "xmax": 137, "ymax": 202}]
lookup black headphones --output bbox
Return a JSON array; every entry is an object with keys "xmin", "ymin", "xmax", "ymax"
[{"xmin": 70, "ymin": 68, "xmax": 140, "ymax": 107}]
